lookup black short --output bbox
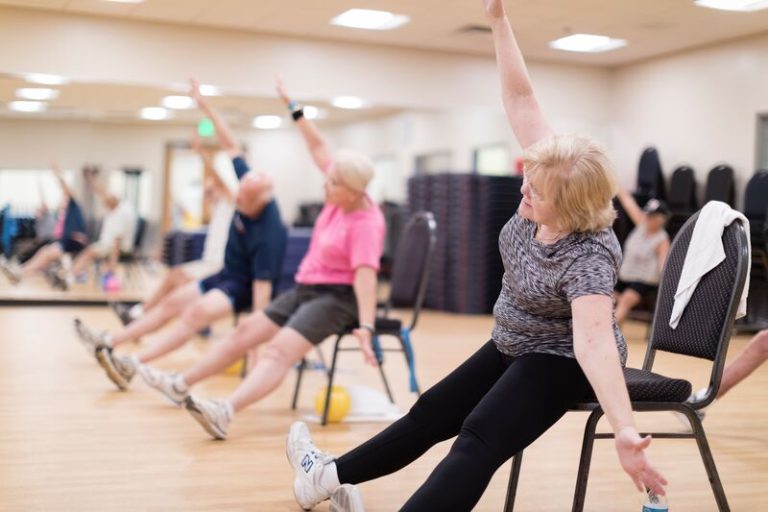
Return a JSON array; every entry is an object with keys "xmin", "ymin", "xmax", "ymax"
[
  {"xmin": 263, "ymin": 284, "xmax": 358, "ymax": 345},
  {"xmin": 59, "ymin": 239, "xmax": 85, "ymax": 255},
  {"xmin": 199, "ymin": 270, "xmax": 252, "ymax": 312},
  {"xmin": 615, "ymin": 280, "xmax": 657, "ymax": 299}
]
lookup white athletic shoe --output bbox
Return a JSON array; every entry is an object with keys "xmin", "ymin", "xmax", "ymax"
[
  {"xmin": 287, "ymin": 421, "xmax": 338, "ymax": 510},
  {"xmin": 184, "ymin": 396, "xmax": 231, "ymax": 440},
  {"xmin": 673, "ymin": 388, "xmax": 708, "ymax": 428},
  {"xmin": 0, "ymin": 258, "xmax": 21, "ymax": 284},
  {"xmin": 73, "ymin": 318, "xmax": 108, "ymax": 356},
  {"xmin": 139, "ymin": 366, "xmax": 188, "ymax": 406},
  {"xmin": 95, "ymin": 347, "xmax": 136, "ymax": 391},
  {"xmin": 330, "ymin": 484, "xmax": 365, "ymax": 512}
]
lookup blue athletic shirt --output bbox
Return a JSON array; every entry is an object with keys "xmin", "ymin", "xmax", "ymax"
[{"xmin": 222, "ymin": 156, "xmax": 287, "ymax": 289}]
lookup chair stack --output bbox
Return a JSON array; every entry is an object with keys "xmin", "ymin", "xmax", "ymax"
[
  {"xmin": 665, "ymin": 165, "xmax": 698, "ymax": 240},
  {"xmin": 161, "ymin": 230, "xmax": 206, "ymax": 266},
  {"xmin": 737, "ymin": 170, "xmax": 768, "ymax": 331},
  {"xmin": 407, "ymin": 173, "xmax": 522, "ymax": 314},
  {"xmin": 276, "ymin": 227, "xmax": 312, "ymax": 295}
]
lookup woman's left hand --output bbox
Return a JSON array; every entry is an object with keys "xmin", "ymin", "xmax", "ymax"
[
  {"xmin": 352, "ymin": 327, "xmax": 378, "ymax": 366},
  {"xmin": 615, "ymin": 426, "xmax": 668, "ymax": 496}
]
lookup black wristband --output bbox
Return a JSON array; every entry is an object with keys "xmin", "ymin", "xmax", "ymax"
[{"xmin": 291, "ymin": 108, "xmax": 304, "ymax": 121}]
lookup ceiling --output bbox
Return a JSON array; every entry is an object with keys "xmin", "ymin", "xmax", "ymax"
[
  {"xmin": 2, "ymin": 0, "xmax": 768, "ymax": 125},
  {"xmin": 3, "ymin": 0, "xmax": 768, "ymax": 66}
]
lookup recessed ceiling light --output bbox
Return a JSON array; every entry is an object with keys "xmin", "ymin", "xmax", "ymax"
[
  {"xmin": 331, "ymin": 96, "xmax": 368, "ymax": 110},
  {"xmin": 199, "ymin": 84, "xmax": 221, "ymax": 96},
  {"xmin": 140, "ymin": 107, "xmax": 171, "ymax": 120},
  {"xmin": 16, "ymin": 88, "xmax": 59, "ymax": 101},
  {"xmin": 252, "ymin": 115, "xmax": 283, "ymax": 130},
  {"xmin": 694, "ymin": 0, "xmax": 768, "ymax": 11},
  {"xmin": 303, "ymin": 106, "xmax": 327, "ymax": 120},
  {"xmin": 9, "ymin": 101, "xmax": 47, "ymax": 113},
  {"xmin": 25, "ymin": 73, "xmax": 68, "ymax": 86},
  {"xmin": 548, "ymin": 34, "xmax": 627, "ymax": 53},
  {"xmin": 331, "ymin": 9, "xmax": 410, "ymax": 31},
  {"xmin": 162, "ymin": 95, "xmax": 194, "ymax": 109}
]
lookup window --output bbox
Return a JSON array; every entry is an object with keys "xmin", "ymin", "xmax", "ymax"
[
  {"xmin": 0, "ymin": 168, "xmax": 74, "ymax": 214},
  {"xmin": 473, "ymin": 143, "xmax": 512, "ymax": 176},
  {"xmin": 414, "ymin": 151, "xmax": 452, "ymax": 175}
]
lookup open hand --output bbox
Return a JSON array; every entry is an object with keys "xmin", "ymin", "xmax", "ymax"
[
  {"xmin": 615, "ymin": 427, "xmax": 668, "ymax": 496},
  {"xmin": 352, "ymin": 327, "xmax": 378, "ymax": 366},
  {"xmin": 482, "ymin": 0, "xmax": 506, "ymax": 20}
]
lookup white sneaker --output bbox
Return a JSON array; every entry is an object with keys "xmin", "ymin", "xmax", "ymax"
[
  {"xmin": 330, "ymin": 484, "xmax": 365, "ymax": 512},
  {"xmin": 184, "ymin": 396, "xmax": 231, "ymax": 440},
  {"xmin": 287, "ymin": 421, "xmax": 338, "ymax": 510},
  {"xmin": 73, "ymin": 318, "xmax": 108, "ymax": 356},
  {"xmin": 673, "ymin": 388, "xmax": 709, "ymax": 428},
  {"xmin": 95, "ymin": 347, "xmax": 136, "ymax": 391},
  {"xmin": 0, "ymin": 258, "xmax": 21, "ymax": 284},
  {"xmin": 139, "ymin": 366, "xmax": 188, "ymax": 406}
]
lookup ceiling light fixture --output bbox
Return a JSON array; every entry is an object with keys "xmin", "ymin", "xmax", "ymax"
[
  {"xmin": 548, "ymin": 33, "xmax": 627, "ymax": 53},
  {"xmin": 161, "ymin": 95, "xmax": 195, "ymax": 109},
  {"xmin": 694, "ymin": 0, "xmax": 768, "ymax": 11},
  {"xmin": 331, "ymin": 9, "xmax": 410, "ymax": 31},
  {"xmin": 16, "ymin": 88, "xmax": 59, "ymax": 101},
  {"xmin": 9, "ymin": 101, "xmax": 47, "ymax": 113},
  {"xmin": 198, "ymin": 84, "xmax": 222, "ymax": 96},
  {"xmin": 331, "ymin": 96, "xmax": 368, "ymax": 110},
  {"xmin": 25, "ymin": 73, "xmax": 68, "ymax": 86},
  {"xmin": 140, "ymin": 107, "xmax": 171, "ymax": 120},
  {"xmin": 303, "ymin": 106, "xmax": 327, "ymax": 120},
  {"xmin": 252, "ymin": 115, "xmax": 283, "ymax": 129}
]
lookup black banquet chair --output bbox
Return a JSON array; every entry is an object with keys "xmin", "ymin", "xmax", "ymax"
[
  {"xmin": 291, "ymin": 211, "xmax": 438, "ymax": 426},
  {"xmin": 503, "ymin": 210, "xmax": 750, "ymax": 512}
]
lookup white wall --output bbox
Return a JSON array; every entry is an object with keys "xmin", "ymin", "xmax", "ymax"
[{"xmin": 611, "ymin": 33, "xmax": 768, "ymax": 204}]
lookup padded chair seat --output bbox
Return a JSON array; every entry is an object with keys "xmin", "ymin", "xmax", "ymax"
[
  {"xmin": 375, "ymin": 317, "xmax": 403, "ymax": 333},
  {"xmin": 582, "ymin": 367, "xmax": 692, "ymax": 403}
]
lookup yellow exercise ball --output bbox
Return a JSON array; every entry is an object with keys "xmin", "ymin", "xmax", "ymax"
[
  {"xmin": 314, "ymin": 385, "xmax": 352, "ymax": 423},
  {"xmin": 223, "ymin": 357, "xmax": 245, "ymax": 376}
]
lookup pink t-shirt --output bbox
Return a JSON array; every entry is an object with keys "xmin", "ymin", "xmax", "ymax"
[{"xmin": 295, "ymin": 199, "xmax": 385, "ymax": 285}]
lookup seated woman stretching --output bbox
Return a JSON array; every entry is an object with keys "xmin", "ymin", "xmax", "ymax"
[
  {"xmin": 138, "ymin": 76, "xmax": 386, "ymax": 440},
  {"xmin": 283, "ymin": 1, "xmax": 667, "ymax": 510}
]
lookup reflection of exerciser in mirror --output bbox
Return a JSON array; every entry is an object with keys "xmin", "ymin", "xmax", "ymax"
[{"xmin": 0, "ymin": 163, "xmax": 88, "ymax": 290}]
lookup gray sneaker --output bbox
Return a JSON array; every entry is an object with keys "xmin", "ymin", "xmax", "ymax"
[
  {"xmin": 139, "ymin": 365, "xmax": 188, "ymax": 406},
  {"xmin": 184, "ymin": 396, "xmax": 231, "ymax": 440},
  {"xmin": 73, "ymin": 318, "xmax": 107, "ymax": 355},
  {"xmin": 0, "ymin": 259, "xmax": 21, "ymax": 284},
  {"xmin": 330, "ymin": 484, "xmax": 365, "ymax": 512},
  {"xmin": 287, "ymin": 421, "xmax": 338, "ymax": 510},
  {"xmin": 95, "ymin": 347, "xmax": 136, "ymax": 391}
]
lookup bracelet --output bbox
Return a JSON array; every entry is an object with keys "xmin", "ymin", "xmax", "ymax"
[
  {"xmin": 291, "ymin": 108, "xmax": 305, "ymax": 122},
  {"xmin": 359, "ymin": 323, "xmax": 375, "ymax": 334}
]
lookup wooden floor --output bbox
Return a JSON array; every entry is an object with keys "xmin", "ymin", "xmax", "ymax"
[{"xmin": 0, "ymin": 300, "xmax": 766, "ymax": 511}]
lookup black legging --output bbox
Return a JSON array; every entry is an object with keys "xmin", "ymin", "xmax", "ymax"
[{"xmin": 335, "ymin": 340, "xmax": 592, "ymax": 511}]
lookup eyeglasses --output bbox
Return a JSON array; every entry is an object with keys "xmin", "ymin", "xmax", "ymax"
[{"xmin": 522, "ymin": 173, "xmax": 544, "ymax": 202}]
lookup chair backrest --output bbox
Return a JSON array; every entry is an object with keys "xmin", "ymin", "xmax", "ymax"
[
  {"xmin": 667, "ymin": 165, "xmax": 697, "ymax": 212},
  {"xmin": 387, "ymin": 211, "xmax": 438, "ymax": 329},
  {"xmin": 644, "ymin": 210, "xmax": 749, "ymax": 381},
  {"xmin": 703, "ymin": 164, "xmax": 735, "ymax": 206},
  {"xmin": 133, "ymin": 217, "xmax": 147, "ymax": 252},
  {"xmin": 637, "ymin": 147, "xmax": 666, "ymax": 200},
  {"xmin": 743, "ymin": 170, "xmax": 768, "ymax": 220}
]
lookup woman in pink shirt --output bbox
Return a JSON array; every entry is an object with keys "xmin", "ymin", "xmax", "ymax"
[{"xmin": 138, "ymin": 77, "xmax": 386, "ymax": 440}]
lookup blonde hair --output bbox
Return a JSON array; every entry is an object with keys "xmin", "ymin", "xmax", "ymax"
[
  {"xmin": 334, "ymin": 149, "xmax": 374, "ymax": 193},
  {"xmin": 523, "ymin": 134, "xmax": 617, "ymax": 232}
]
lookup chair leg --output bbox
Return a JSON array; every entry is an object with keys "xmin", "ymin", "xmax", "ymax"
[
  {"xmin": 572, "ymin": 409, "xmax": 602, "ymax": 512},
  {"xmin": 689, "ymin": 411, "xmax": 731, "ymax": 511},
  {"xmin": 291, "ymin": 358, "xmax": 306, "ymax": 410},
  {"xmin": 322, "ymin": 334, "xmax": 343, "ymax": 426},
  {"xmin": 371, "ymin": 336, "xmax": 394, "ymax": 403},
  {"xmin": 398, "ymin": 330, "xmax": 421, "ymax": 395},
  {"xmin": 376, "ymin": 360, "xmax": 395, "ymax": 404},
  {"xmin": 503, "ymin": 451, "xmax": 524, "ymax": 512}
]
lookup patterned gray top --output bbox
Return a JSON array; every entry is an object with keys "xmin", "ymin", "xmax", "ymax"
[{"xmin": 492, "ymin": 213, "xmax": 628, "ymax": 365}]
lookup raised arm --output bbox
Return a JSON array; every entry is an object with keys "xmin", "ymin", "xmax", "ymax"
[
  {"xmin": 51, "ymin": 162, "xmax": 74, "ymax": 199},
  {"xmin": 192, "ymin": 133, "xmax": 234, "ymax": 203},
  {"xmin": 616, "ymin": 189, "xmax": 646, "ymax": 227},
  {"xmin": 190, "ymin": 78, "xmax": 242, "ymax": 158},
  {"xmin": 275, "ymin": 75, "xmax": 333, "ymax": 173},
  {"xmin": 572, "ymin": 295, "xmax": 667, "ymax": 496},
  {"xmin": 483, "ymin": 0, "xmax": 553, "ymax": 149}
]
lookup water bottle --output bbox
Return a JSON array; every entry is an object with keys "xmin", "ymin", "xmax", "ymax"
[{"xmin": 642, "ymin": 489, "xmax": 669, "ymax": 511}]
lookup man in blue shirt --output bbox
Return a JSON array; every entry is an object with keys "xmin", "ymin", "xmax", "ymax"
[{"xmin": 75, "ymin": 79, "xmax": 287, "ymax": 391}]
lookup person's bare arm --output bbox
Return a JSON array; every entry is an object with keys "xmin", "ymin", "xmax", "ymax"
[
  {"xmin": 617, "ymin": 189, "xmax": 646, "ymax": 227},
  {"xmin": 275, "ymin": 75, "xmax": 333, "ymax": 173},
  {"xmin": 190, "ymin": 78, "xmax": 242, "ymax": 158},
  {"xmin": 483, "ymin": 0, "xmax": 553, "ymax": 149},
  {"xmin": 251, "ymin": 280, "xmax": 272, "ymax": 312}
]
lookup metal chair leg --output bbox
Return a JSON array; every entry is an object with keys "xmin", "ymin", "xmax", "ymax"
[
  {"xmin": 291, "ymin": 358, "xmax": 306, "ymax": 410},
  {"xmin": 322, "ymin": 334, "xmax": 343, "ymax": 426},
  {"xmin": 503, "ymin": 451, "xmax": 524, "ymax": 512},
  {"xmin": 572, "ymin": 408, "xmax": 602, "ymax": 512},
  {"xmin": 689, "ymin": 411, "xmax": 731, "ymax": 511}
]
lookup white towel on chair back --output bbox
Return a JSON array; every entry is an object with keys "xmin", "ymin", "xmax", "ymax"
[{"xmin": 670, "ymin": 201, "xmax": 751, "ymax": 329}]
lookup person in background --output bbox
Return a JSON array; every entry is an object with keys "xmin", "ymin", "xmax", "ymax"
[{"xmin": 615, "ymin": 190, "xmax": 671, "ymax": 325}]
